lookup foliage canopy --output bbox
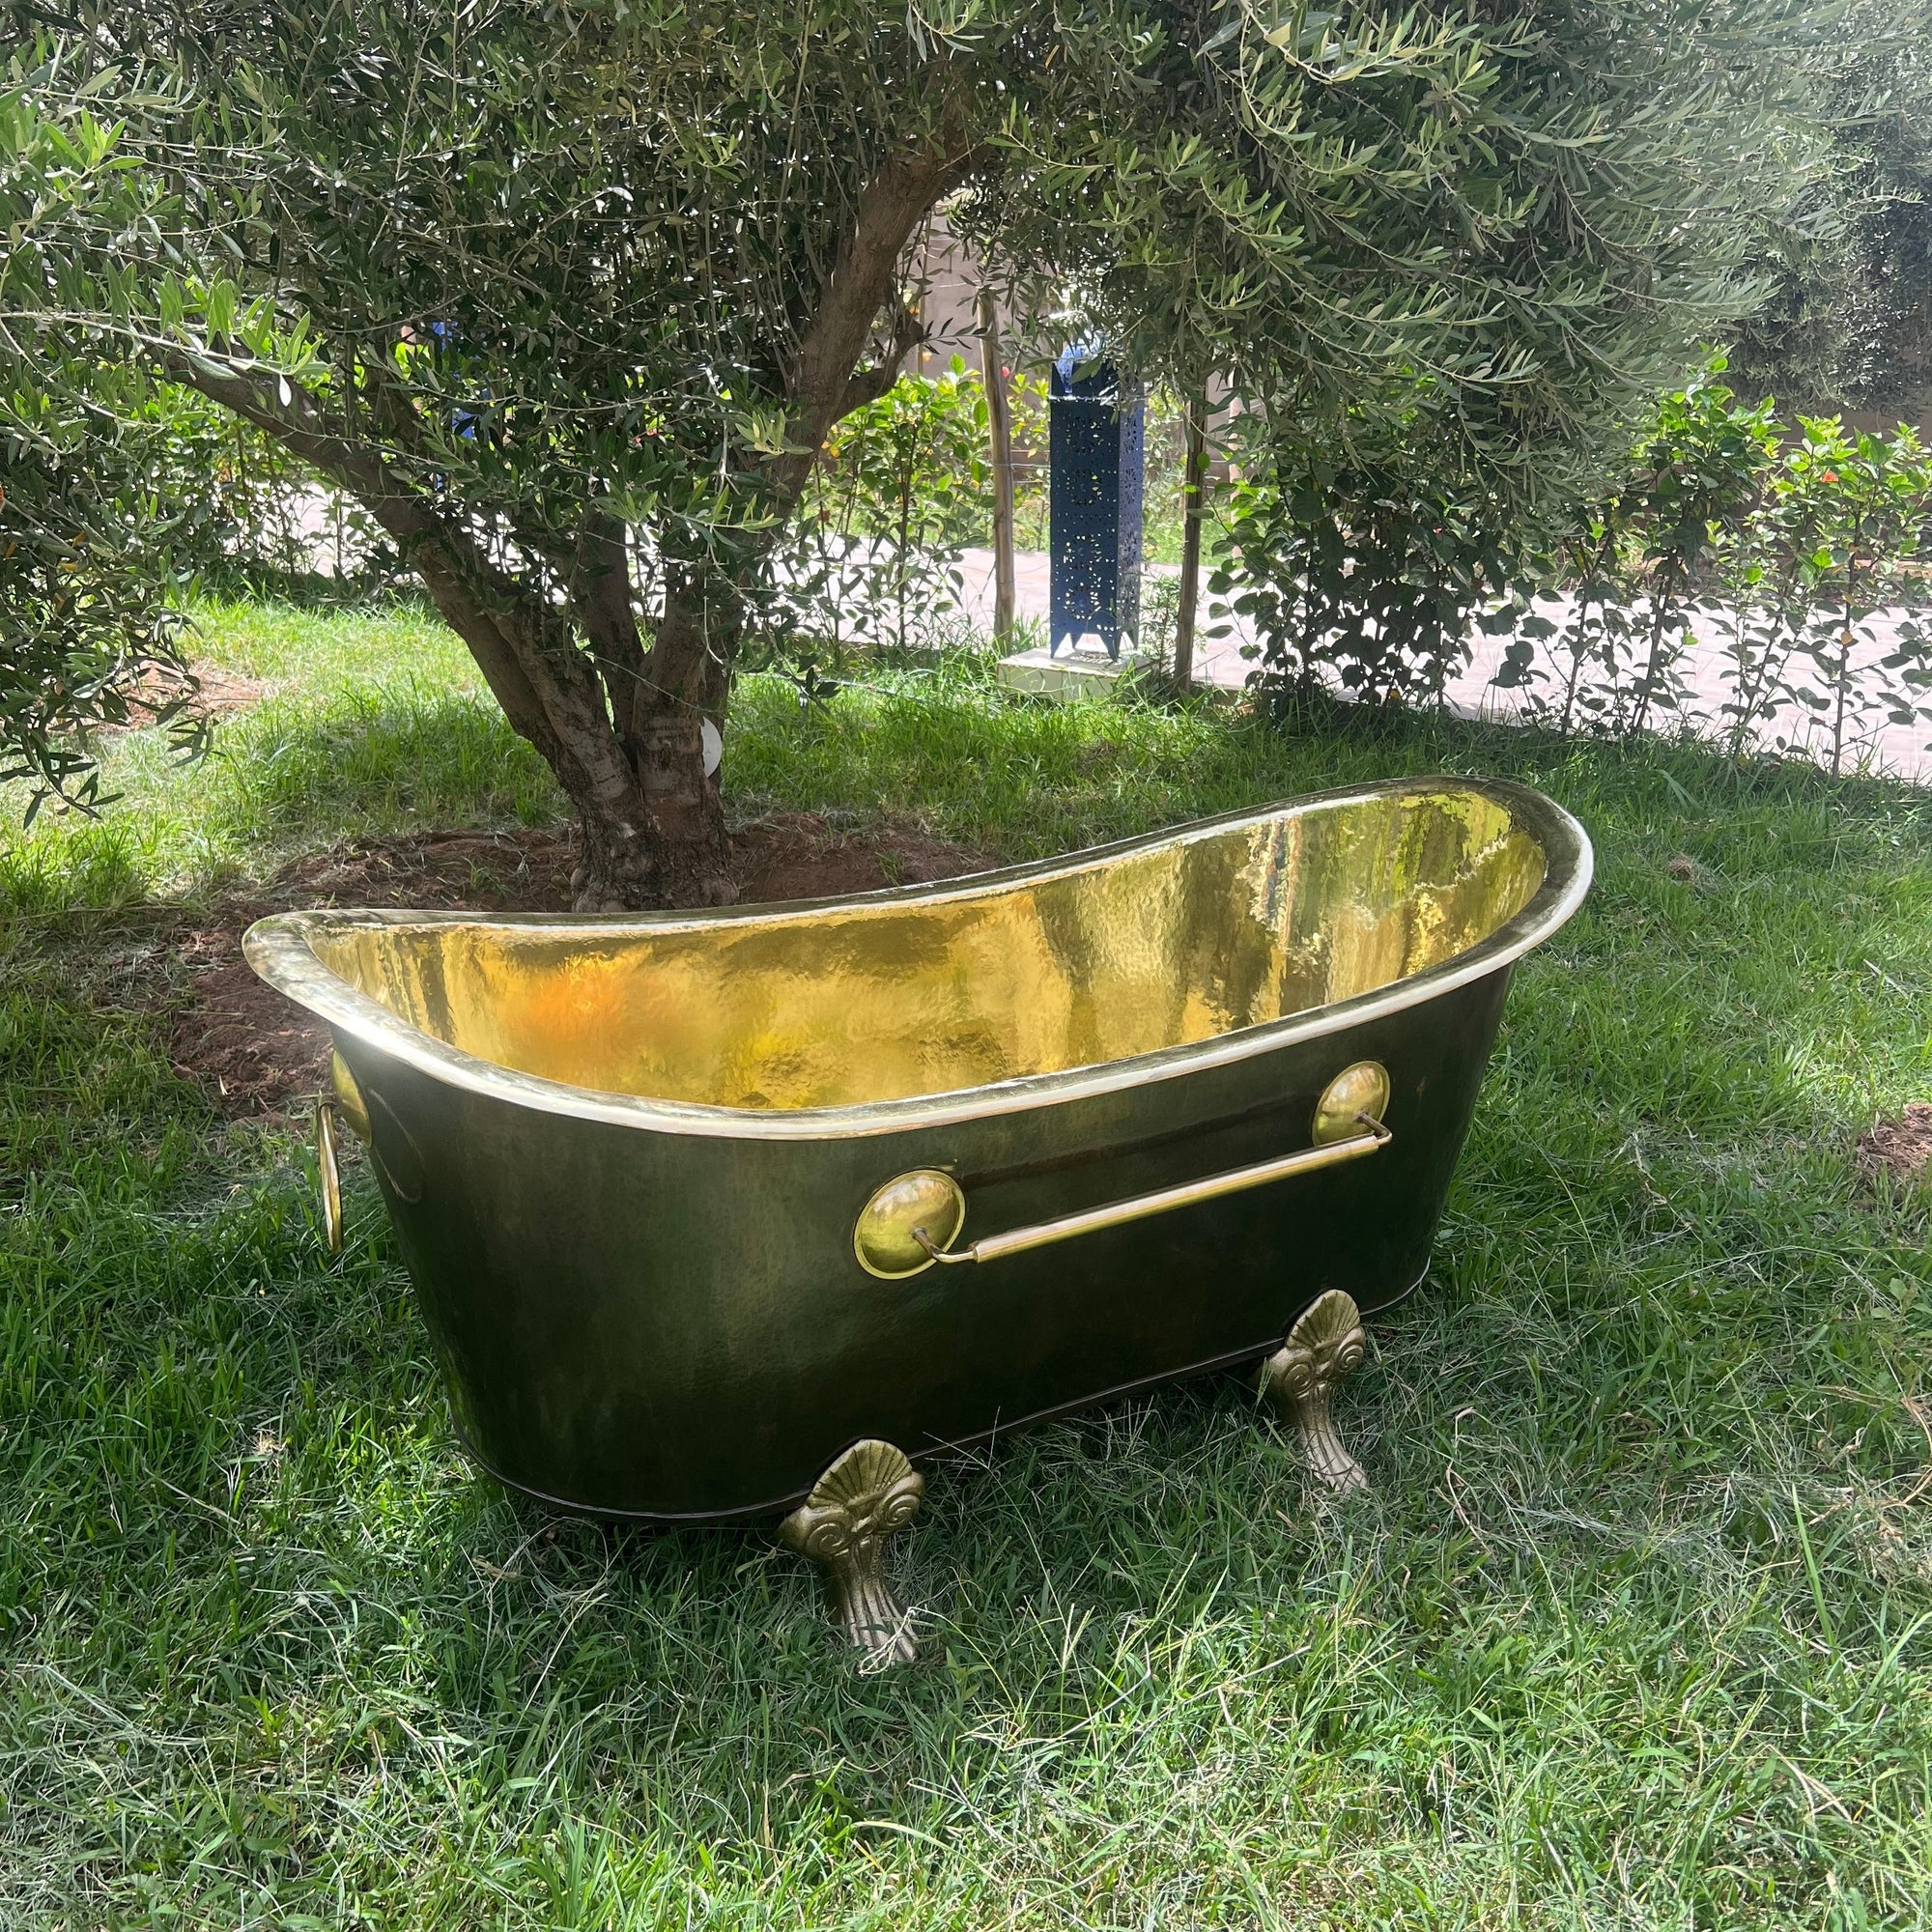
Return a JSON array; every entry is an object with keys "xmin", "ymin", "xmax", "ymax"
[
  {"xmin": 4, "ymin": 0, "xmax": 1819, "ymax": 896},
  {"xmin": 1723, "ymin": 0, "xmax": 1932, "ymax": 417}
]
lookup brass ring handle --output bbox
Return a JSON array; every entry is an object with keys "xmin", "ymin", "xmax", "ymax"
[
  {"xmin": 312, "ymin": 1051, "xmax": 370, "ymax": 1257},
  {"xmin": 854, "ymin": 1060, "xmax": 1393, "ymax": 1280}
]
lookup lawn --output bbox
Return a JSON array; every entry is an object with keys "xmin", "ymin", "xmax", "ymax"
[{"xmin": 4, "ymin": 600, "xmax": 1932, "ymax": 1928}]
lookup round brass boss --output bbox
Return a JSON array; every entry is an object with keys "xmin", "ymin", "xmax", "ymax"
[
  {"xmin": 1312, "ymin": 1060, "xmax": 1390, "ymax": 1145},
  {"xmin": 854, "ymin": 1168, "xmax": 966, "ymax": 1279}
]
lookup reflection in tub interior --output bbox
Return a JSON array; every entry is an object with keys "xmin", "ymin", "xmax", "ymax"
[
  {"xmin": 309, "ymin": 786, "xmax": 1546, "ymax": 1109},
  {"xmin": 246, "ymin": 778, "xmax": 1592, "ymax": 1669}
]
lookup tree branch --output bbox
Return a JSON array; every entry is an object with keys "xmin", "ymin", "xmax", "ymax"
[
  {"xmin": 158, "ymin": 347, "xmax": 625, "ymax": 807},
  {"xmin": 571, "ymin": 513, "xmax": 651, "ymax": 755},
  {"xmin": 769, "ymin": 139, "xmax": 982, "ymax": 503},
  {"xmin": 837, "ymin": 298, "xmax": 929, "ymax": 418}
]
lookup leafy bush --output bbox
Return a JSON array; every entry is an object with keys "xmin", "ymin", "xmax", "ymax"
[
  {"xmin": 1, "ymin": 368, "xmax": 206, "ymax": 819},
  {"xmin": 1519, "ymin": 367, "xmax": 1932, "ymax": 772},
  {"xmin": 1520, "ymin": 368, "xmax": 1779, "ymax": 737},
  {"xmin": 1712, "ymin": 417, "xmax": 1932, "ymax": 770},
  {"xmin": 1, "ymin": 366, "xmax": 393, "ymax": 819},
  {"xmin": 1211, "ymin": 438, "xmax": 1538, "ymax": 714},
  {"xmin": 765, "ymin": 360, "xmax": 993, "ymax": 660},
  {"xmin": 1722, "ymin": 0, "xmax": 1932, "ymax": 419},
  {"xmin": 0, "ymin": 67, "xmax": 371, "ymax": 821},
  {"xmin": 1218, "ymin": 361, "xmax": 1932, "ymax": 773},
  {"xmin": 0, "ymin": 74, "xmax": 201, "ymax": 817}
]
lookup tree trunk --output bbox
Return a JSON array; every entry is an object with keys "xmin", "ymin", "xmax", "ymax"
[
  {"xmin": 1174, "ymin": 396, "xmax": 1209, "ymax": 692},
  {"xmin": 394, "ymin": 512, "xmax": 735, "ymax": 914},
  {"xmin": 426, "ymin": 556, "xmax": 735, "ymax": 914},
  {"xmin": 426, "ymin": 550, "xmax": 705, "ymax": 915},
  {"xmin": 624, "ymin": 565, "xmax": 736, "ymax": 907},
  {"xmin": 563, "ymin": 141, "xmax": 976, "ymax": 908},
  {"xmin": 978, "ymin": 288, "xmax": 1017, "ymax": 642}
]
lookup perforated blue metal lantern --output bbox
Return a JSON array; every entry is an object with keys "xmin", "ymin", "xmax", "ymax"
[{"xmin": 1049, "ymin": 350, "xmax": 1144, "ymax": 659}]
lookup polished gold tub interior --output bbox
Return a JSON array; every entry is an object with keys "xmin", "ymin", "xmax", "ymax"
[{"xmin": 313, "ymin": 786, "xmax": 1546, "ymax": 1110}]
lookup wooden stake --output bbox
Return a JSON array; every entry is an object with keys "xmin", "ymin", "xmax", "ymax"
[
  {"xmin": 1174, "ymin": 395, "xmax": 1209, "ymax": 692},
  {"xmin": 978, "ymin": 287, "xmax": 1016, "ymax": 643}
]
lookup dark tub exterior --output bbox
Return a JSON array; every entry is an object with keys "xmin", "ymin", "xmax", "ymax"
[{"xmin": 244, "ymin": 776, "xmax": 1591, "ymax": 1523}]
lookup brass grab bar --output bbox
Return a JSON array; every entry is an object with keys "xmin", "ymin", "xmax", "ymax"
[
  {"xmin": 919, "ymin": 1116, "xmax": 1390, "ymax": 1267},
  {"xmin": 852, "ymin": 1060, "xmax": 1394, "ymax": 1281}
]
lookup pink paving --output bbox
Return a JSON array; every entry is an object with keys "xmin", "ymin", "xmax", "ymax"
[{"xmin": 952, "ymin": 549, "xmax": 1932, "ymax": 782}]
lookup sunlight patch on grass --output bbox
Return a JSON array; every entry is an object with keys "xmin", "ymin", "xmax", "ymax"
[{"xmin": 191, "ymin": 594, "xmax": 486, "ymax": 696}]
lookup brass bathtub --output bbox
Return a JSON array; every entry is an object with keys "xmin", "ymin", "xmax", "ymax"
[{"xmin": 246, "ymin": 777, "xmax": 1590, "ymax": 1664}]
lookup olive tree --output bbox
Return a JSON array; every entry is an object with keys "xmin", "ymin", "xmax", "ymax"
[
  {"xmin": 1723, "ymin": 0, "xmax": 1932, "ymax": 415},
  {"xmin": 1, "ymin": 62, "xmax": 206, "ymax": 814},
  {"xmin": 6, "ymin": 1, "xmax": 1812, "ymax": 904}
]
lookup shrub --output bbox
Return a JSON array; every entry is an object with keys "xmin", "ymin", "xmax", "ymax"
[
  {"xmin": 766, "ymin": 361, "xmax": 993, "ymax": 661},
  {"xmin": 1, "ymin": 369, "xmax": 205, "ymax": 818},
  {"xmin": 1715, "ymin": 417, "xmax": 1932, "ymax": 770},
  {"xmin": 1523, "ymin": 368, "xmax": 1779, "ymax": 737},
  {"xmin": 1211, "ymin": 437, "xmax": 1541, "ymax": 715},
  {"xmin": 1525, "ymin": 367, "xmax": 1932, "ymax": 772},
  {"xmin": 1218, "ymin": 361, "xmax": 1932, "ymax": 773}
]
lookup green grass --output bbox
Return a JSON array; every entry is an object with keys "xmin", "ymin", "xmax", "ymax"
[
  {"xmin": 6, "ymin": 601, "xmax": 1932, "ymax": 1927},
  {"xmin": 0, "ymin": 599, "xmax": 558, "ymax": 908}
]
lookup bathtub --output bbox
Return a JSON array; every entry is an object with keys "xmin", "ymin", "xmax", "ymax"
[{"xmin": 246, "ymin": 776, "xmax": 1590, "ymax": 1664}]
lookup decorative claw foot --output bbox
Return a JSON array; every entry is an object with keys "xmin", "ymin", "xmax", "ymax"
[
  {"xmin": 779, "ymin": 1439, "xmax": 924, "ymax": 1669},
  {"xmin": 1262, "ymin": 1289, "xmax": 1370, "ymax": 1495}
]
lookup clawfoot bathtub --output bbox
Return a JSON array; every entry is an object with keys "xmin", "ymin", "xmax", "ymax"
[{"xmin": 247, "ymin": 777, "xmax": 1590, "ymax": 1666}]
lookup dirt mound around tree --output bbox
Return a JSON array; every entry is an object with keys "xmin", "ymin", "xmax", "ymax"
[{"xmin": 164, "ymin": 813, "xmax": 990, "ymax": 1115}]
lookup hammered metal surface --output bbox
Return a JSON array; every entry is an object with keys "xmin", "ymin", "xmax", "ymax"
[{"xmin": 304, "ymin": 788, "xmax": 1546, "ymax": 1112}]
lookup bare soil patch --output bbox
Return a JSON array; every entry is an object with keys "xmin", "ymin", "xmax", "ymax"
[
  {"xmin": 185, "ymin": 666, "xmax": 275, "ymax": 718},
  {"xmin": 1857, "ymin": 1102, "xmax": 1932, "ymax": 1188},
  {"xmin": 102, "ymin": 665, "xmax": 274, "ymax": 733},
  {"xmin": 162, "ymin": 813, "xmax": 989, "ymax": 1115}
]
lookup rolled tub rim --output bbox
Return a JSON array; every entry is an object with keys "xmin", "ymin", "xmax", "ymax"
[{"xmin": 242, "ymin": 773, "xmax": 1593, "ymax": 1141}]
